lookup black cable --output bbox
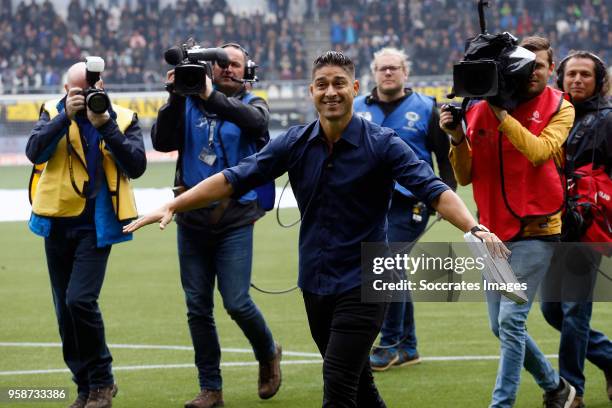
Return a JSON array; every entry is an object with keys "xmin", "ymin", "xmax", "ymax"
[
  {"xmin": 597, "ymin": 267, "xmax": 612, "ymax": 283},
  {"xmin": 276, "ymin": 178, "xmax": 301, "ymax": 228},
  {"xmin": 250, "ymin": 282, "xmax": 298, "ymax": 294},
  {"xmin": 252, "ymin": 179, "xmax": 300, "ymax": 294}
]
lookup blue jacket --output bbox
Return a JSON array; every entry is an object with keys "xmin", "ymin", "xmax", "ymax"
[
  {"xmin": 354, "ymin": 90, "xmax": 435, "ymax": 199},
  {"xmin": 151, "ymin": 87, "xmax": 271, "ymax": 232},
  {"xmin": 182, "ymin": 93, "xmax": 258, "ymax": 203}
]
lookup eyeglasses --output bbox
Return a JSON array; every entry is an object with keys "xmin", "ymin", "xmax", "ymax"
[{"xmin": 376, "ymin": 65, "xmax": 402, "ymax": 73}]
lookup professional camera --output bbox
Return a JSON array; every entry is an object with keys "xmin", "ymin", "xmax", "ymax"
[
  {"xmin": 441, "ymin": 104, "xmax": 463, "ymax": 130},
  {"xmin": 164, "ymin": 42, "xmax": 230, "ymax": 95},
  {"xmin": 451, "ymin": 1, "xmax": 536, "ymax": 111},
  {"xmin": 81, "ymin": 56, "xmax": 110, "ymax": 114}
]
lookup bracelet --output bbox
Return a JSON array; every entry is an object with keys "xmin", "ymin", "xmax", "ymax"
[{"xmin": 470, "ymin": 224, "xmax": 490, "ymax": 236}]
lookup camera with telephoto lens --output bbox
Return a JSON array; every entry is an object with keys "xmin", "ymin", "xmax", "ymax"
[
  {"xmin": 80, "ymin": 56, "xmax": 110, "ymax": 114},
  {"xmin": 164, "ymin": 42, "xmax": 230, "ymax": 95},
  {"xmin": 450, "ymin": 1, "xmax": 536, "ymax": 111}
]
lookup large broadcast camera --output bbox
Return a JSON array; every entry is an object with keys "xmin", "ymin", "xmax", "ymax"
[
  {"xmin": 164, "ymin": 42, "xmax": 230, "ymax": 95},
  {"xmin": 81, "ymin": 56, "xmax": 110, "ymax": 114},
  {"xmin": 446, "ymin": 1, "xmax": 536, "ymax": 126}
]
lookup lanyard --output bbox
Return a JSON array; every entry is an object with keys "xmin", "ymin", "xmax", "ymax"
[{"xmin": 207, "ymin": 118, "xmax": 216, "ymax": 149}]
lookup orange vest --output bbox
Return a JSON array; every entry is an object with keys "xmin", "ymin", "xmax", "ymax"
[{"xmin": 466, "ymin": 86, "xmax": 565, "ymax": 241}]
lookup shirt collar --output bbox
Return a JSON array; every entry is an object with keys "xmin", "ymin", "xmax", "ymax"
[{"xmin": 308, "ymin": 115, "xmax": 362, "ymax": 147}]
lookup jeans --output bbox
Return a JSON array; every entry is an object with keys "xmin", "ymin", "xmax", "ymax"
[
  {"xmin": 379, "ymin": 194, "xmax": 429, "ymax": 353},
  {"xmin": 303, "ymin": 287, "xmax": 387, "ymax": 408},
  {"xmin": 540, "ymin": 245, "xmax": 612, "ymax": 396},
  {"xmin": 486, "ymin": 240, "xmax": 559, "ymax": 408},
  {"xmin": 44, "ymin": 229, "xmax": 114, "ymax": 397},
  {"xmin": 177, "ymin": 223, "xmax": 275, "ymax": 390}
]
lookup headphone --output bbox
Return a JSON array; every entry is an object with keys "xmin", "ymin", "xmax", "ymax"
[
  {"xmin": 220, "ymin": 42, "xmax": 258, "ymax": 82},
  {"xmin": 556, "ymin": 51, "xmax": 607, "ymax": 93}
]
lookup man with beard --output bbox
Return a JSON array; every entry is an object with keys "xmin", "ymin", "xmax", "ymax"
[{"xmin": 441, "ymin": 36, "xmax": 576, "ymax": 408}]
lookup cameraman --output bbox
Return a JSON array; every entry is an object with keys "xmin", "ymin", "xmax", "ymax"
[
  {"xmin": 151, "ymin": 42, "xmax": 281, "ymax": 408},
  {"xmin": 541, "ymin": 51, "xmax": 612, "ymax": 408},
  {"xmin": 25, "ymin": 61, "xmax": 146, "ymax": 408},
  {"xmin": 440, "ymin": 36, "xmax": 576, "ymax": 408}
]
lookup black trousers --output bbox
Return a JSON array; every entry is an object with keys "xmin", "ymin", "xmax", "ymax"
[
  {"xmin": 303, "ymin": 286, "xmax": 387, "ymax": 408},
  {"xmin": 45, "ymin": 229, "xmax": 114, "ymax": 396}
]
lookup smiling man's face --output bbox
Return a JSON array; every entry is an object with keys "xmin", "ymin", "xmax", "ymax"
[
  {"xmin": 563, "ymin": 57, "xmax": 598, "ymax": 103},
  {"xmin": 310, "ymin": 64, "xmax": 359, "ymax": 122}
]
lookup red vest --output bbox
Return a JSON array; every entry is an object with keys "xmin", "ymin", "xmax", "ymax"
[{"xmin": 466, "ymin": 86, "xmax": 565, "ymax": 241}]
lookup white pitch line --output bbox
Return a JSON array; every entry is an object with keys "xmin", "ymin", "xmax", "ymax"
[
  {"xmin": 0, "ymin": 355, "xmax": 561, "ymax": 377},
  {"xmin": 0, "ymin": 341, "xmax": 560, "ymax": 376},
  {"xmin": 0, "ymin": 342, "xmax": 320, "ymax": 358},
  {"xmin": 0, "ymin": 360, "xmax": 324, "ymax": 376},
  {"xmin": 423, "ymin": 354, "xmax": 557, "ymax": 361}
]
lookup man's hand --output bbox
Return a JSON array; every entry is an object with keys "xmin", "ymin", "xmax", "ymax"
[
  {"xmin": 439, "ymin": 107, "xmax": 466, "ymax": 144},
  {"xmin": 166, "ymin": 69, "xmax": 175, "ymax": 85},
  {"xmin": 472, "ymin": 228, "xmax": 511, "ymax": 259},
  {"xmin": 123, "ymin": 203, "xmax": 175, "ymax": 233},
  {"xmin": 487, "ymin": 102, "xmax": 507, "ymax": 122},
  {"xmin": 199, "ymin": 74, "xmax": 214, "ymax": 100},
  {"xmin": 87, "ymin": 109, "xmax": 111, "ymax": 128},
  {"xmin": 65, "ymin": 87, "xmax": 85, "ymax": 120}
]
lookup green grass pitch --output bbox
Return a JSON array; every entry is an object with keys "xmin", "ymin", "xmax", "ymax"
[{"xmin": 0, "ymin": 163, "xmax": 610, "ymax": 407}]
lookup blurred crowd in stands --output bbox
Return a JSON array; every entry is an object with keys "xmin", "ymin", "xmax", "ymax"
[
  {"xmin": 330, "ymin": 0, "xmax": 611, "ymax": 80},
  {"xmin": 0, "ymin": 0, "xmax": 610, "ymax": 93},
  {"xmin": 0, "ymin": 0, "xmax": 310, "ymax": 93}
]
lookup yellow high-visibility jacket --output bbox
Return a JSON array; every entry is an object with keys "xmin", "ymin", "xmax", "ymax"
[{"xmin": 29, "ymin": 99, "xmax": 138, "ymax": 221}]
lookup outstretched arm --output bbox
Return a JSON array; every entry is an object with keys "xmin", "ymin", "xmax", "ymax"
[
  {"xmin": 431, "ymin": 190, "xmax": 510, "ymax": 258},
  {"xmin": 123, "ymin": 172, "xmax": 233, "ymax": 232}
]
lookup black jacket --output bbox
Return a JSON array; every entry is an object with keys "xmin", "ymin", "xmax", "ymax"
[
  {"xmin": 565, "ymin": 95, "xmax": 612, "ymax": 174},
  {"xmin": 151, "ymin": 86, "xmax": 270, "ymax": 232}
]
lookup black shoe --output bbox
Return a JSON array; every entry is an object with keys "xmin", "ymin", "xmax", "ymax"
[
  {"xmin": 605, "ymin": 366, "xmax": 612, "ymax": 401},
  {"xmin": 543, "ymin": 377, "xmax": 576, "ymax": 408}
]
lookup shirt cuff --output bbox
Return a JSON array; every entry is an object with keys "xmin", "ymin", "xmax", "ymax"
[
  {"xmin": 425, "ymin": 182, "xmax": 450, "ymax": 206},
  {"xmin": 97, "ymin": 117, "xmax": 119, "ymax": 137},
  {"xmin": 221, "ymin": 168, "xmax": 238, "ymax": 188}
]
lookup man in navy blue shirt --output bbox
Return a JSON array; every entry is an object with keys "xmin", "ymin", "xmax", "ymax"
[{"xmin": 125, "ymin": 51, "xmax": 507, "ymax": 408}]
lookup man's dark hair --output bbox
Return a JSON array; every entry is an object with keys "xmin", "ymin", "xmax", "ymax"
[
  {"xmin": 520, "ymin": 36, "xmax": 554, "ymax": 67},
  {"xmin": 312, "ymin": 51, "xmax": 355, "ymax": 79}
]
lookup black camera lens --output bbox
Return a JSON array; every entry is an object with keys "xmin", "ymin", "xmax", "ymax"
[
  {"xmin": 183, "ymin": 72, "xmax": 201, "ymax": 89},
  {"xmin": 86, "ymin": 90, "xmax": 110, "ymax": 114}
]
